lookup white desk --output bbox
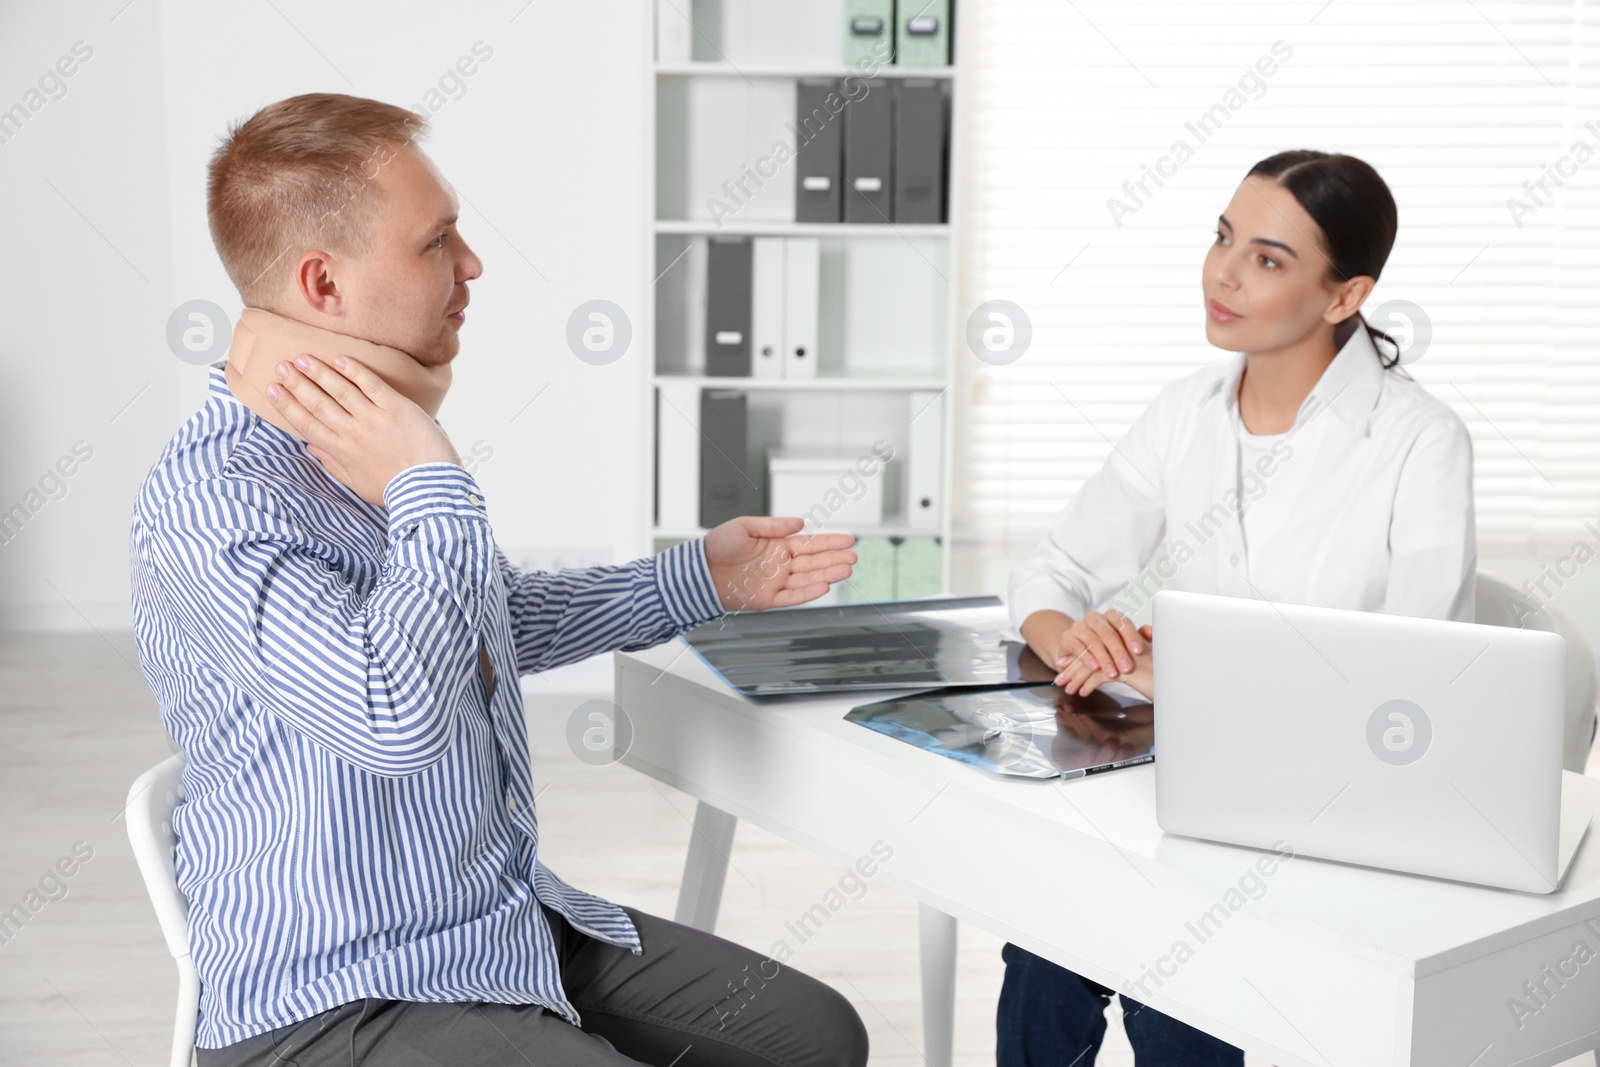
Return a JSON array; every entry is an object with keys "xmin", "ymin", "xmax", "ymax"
[{"xmin": 615, "ymin": 640, "xmax": 1600, "ymax": 1067}]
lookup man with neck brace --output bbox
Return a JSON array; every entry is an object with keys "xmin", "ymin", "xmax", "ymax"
[{"xmin": 129, "ymin": 93, "xmax": 868, "ymax": 1067}]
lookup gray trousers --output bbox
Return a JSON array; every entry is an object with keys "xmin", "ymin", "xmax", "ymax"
[{"xmin": 199, "ymin": 905, "xmax": 868, "ymax": 1067}]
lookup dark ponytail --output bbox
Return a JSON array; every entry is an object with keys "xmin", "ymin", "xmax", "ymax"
[{"xmin": 1246, "ymin": 150, "xmax": 1403, "ymax": 369}]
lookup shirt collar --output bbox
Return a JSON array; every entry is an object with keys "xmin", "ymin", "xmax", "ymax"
[{"xmin": 1209, "ymin": 320, "xmax": 1386, "ymax": 436}]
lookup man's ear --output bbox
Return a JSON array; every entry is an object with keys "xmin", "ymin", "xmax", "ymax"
[{"xmin": 293, "ymin": 251, "xmax": 343, "ymax": 316}]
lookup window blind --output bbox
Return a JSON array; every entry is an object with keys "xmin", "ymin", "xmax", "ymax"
[{"xmin": 956, "ymin": 0, "xmax": 1600, "ymax": 556}]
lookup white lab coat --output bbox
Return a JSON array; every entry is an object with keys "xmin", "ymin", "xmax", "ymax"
[{"xmin": 1006, "ymin": 324, "xmax": 1477, "ymax": 637}]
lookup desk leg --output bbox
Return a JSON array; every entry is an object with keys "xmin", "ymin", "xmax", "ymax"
[
  {"xmin": 918, "ymin": 902, "xmax": 957, "ymax": 1067},
  {"xmin": 674, "ymin": 801, "xmax": 738, "ymax": 932}
]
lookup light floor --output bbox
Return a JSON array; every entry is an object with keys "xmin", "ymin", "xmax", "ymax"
[{"xmin": 1, "ymin": 630, "xmax": 1596, "ymax": 1066}]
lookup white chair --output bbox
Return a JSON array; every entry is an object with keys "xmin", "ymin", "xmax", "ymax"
[
  {"xmin": 126, "ymin": 753, "xmax": 198, "ymax": 1067},
  {"xmin": 1476, "ymin": 572, "xmax": 1599, "ymax": 773}
]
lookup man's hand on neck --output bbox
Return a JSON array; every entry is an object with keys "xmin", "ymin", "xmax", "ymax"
[{"xmin": 263, "ymin": 351, "xmax": 462, "ymax": 507}]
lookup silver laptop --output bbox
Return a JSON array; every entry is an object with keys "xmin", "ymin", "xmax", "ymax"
[{"xmin": 1153, "ymin": 589, "xmax": 1590, "ymax": 894}]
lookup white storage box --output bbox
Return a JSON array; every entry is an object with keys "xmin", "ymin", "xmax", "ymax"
[{"xmin": 766, "ymin": 446, "xmax": 886, "ymax": 529}]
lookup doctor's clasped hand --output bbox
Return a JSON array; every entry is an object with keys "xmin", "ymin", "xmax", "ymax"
[{"xmin": 1021, "ymin": 607, "xmax": 1155, "ymax": 698}]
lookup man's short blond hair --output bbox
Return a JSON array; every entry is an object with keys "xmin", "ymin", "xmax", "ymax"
[{"xmin": 206, "ymin": 93, "xmax": 429, "ymax": 306}]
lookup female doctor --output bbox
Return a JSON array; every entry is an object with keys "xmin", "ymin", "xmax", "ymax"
[{"xmin": 999, "ymin": 150, "xmax": 1476, "ymax": 1065}]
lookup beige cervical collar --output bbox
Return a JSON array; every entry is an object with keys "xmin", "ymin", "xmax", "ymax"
[{"xmin": 225, "ymin": 307, "xmax": 452, "ymax": 439}]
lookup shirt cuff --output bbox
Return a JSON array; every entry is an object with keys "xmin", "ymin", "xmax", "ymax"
[
  {"xmin": 654, "ymin": 539, "xmax": 724, "ymax": 629},
  {"xmin": 383, "ymin": 463, "xmax": 487, "ymax": 528}
]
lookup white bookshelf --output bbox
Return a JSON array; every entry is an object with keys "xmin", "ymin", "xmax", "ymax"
[{"xmin": 644, "ymin": 0, "xmax": 963, "ymax": 601}]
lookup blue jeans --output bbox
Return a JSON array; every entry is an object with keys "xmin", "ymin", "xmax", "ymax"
[{"xmin": 997, "ymin": 943, "xmax": 1245, "ymax": 1066}]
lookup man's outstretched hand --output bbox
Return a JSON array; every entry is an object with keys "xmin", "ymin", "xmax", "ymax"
[{"xmin": 705, "ymin": 517, "xmax": 857, "ymax": 612}]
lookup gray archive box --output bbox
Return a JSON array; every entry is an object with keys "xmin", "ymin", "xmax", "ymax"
[
  {"xmin": 893, "ymin": 79, "xmax": 946, "ymax": 223},
  {"xmin": 844, "ymin": 78, "xmax": 893, "ymax": 223},
  {"xmin": 699, "ymin": 389, "xmax": 751, "ymax": 528},
  {"xmin": 795, "ymin": 79, "xmax": 843, "ymax": 223},
  {"xmin": 704, "ymin": 236, "xmax": 753, "ymax": 377}
]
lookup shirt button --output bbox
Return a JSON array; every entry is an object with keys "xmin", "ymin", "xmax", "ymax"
[
  {"xmin": 1230, "ymin": 552, "xmax": 1241, "ymax": 567},
  {"xmin": 466, "ymin": 493, "xmax": 486, "ymax": 510},
  {"xmin": 507, "ymin": 795, "xmax": 519, "ymax": 812}
]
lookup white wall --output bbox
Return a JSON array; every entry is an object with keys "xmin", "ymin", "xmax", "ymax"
[
  {"xmin": 0, "ymin": 0, "xmax": 653, "ymax": 630},
  {"xmin": 0, "ymin": 1, "xmax": 176, "ymax": 629}
]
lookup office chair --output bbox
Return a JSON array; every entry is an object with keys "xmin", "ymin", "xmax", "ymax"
[
  {"xmin": 1476, "ymin": 572, "xmax": 1599, "ymax": 773},
  {"xmin": 126, "ymin": 752, "xmax": 199, "ymax": 1067}
]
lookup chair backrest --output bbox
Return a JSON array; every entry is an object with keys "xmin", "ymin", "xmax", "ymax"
[
  {"xmin": 125, "ymin": 753, "xmax": 190, "ymax": 959},
  {"xmin": 1476, "ymin": 572, "xmax": 1599, "ymax": 773}
]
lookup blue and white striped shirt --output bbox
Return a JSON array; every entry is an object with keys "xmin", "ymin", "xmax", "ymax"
[{"xmin": 128, "ymin": 363, "xmax": 724, "ymax": 1048}]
